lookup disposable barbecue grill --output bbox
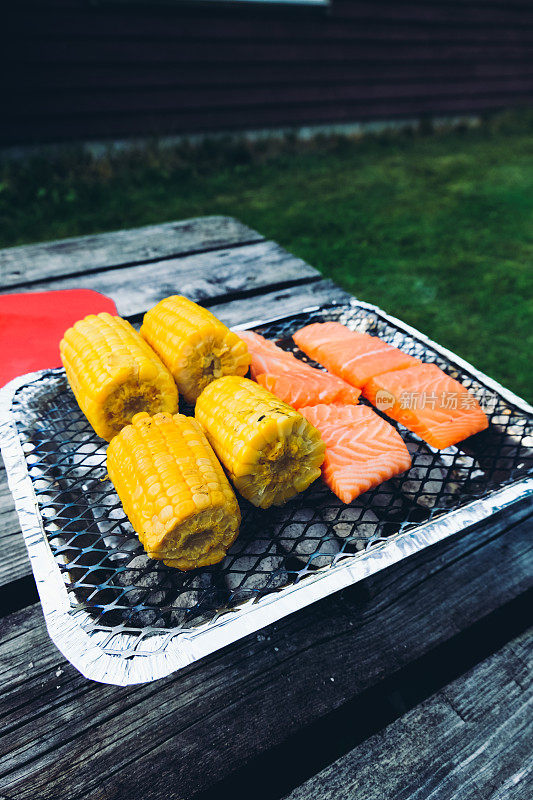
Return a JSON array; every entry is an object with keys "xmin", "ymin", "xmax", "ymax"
[{"xmin": 1, "ymin": 299, "xmax": 532, "ymax": 685}]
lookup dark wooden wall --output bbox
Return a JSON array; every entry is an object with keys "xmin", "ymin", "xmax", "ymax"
[{"xmin": 4, "ymin": 0, "xmax": 533, "ymax": 147}]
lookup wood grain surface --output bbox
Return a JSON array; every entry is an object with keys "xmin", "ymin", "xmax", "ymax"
[
  {"xmin": 0, "ymin": 216, "xmax": 262, "ymax": 288},
  {"xmin": 0, "ymin": 504, "xmax": 531, "ymax": 799},
  {"xmin": 284, "ymin": 625, "xmax": 532, "ymax": 800},
  {"xmin": 0, "ymin": 240, "xmax": 320, "ymax": 318}
]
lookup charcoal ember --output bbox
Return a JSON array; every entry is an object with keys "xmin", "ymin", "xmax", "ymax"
[
  {"xmin": 319, "ymin": 500, "xmax": 380, "ymax": 544},
  {"xmin": 90, "ymin": 488, "xmax": 129, "ymax": 536},
  {"xmin": 400, "ymin": 443, "xmax": 448, "ymax": 509},
  {"xmin": 496, "ymin": 418, "xmax": 531, "ymax": 442},
  {"xmin": 276, "ymin": 521, "xmax": 340, "ymax": 568},
  {"xmin": 439, "ymin": 447, "xmax": 476, "ymax": 472},
  {"xmin": 224, "ymin": 534, "xmax": 287, "ymax": 596},
  {"xmin": 169, "ymin": 571, "xmax": 215, "ymax": 627},
  {"xmin": 369, "ymin": 484, "xmax": 405, "ymax": 516},
  {"xmin": 337, "ymin": 306, "xmax": 373, "ymax": 331},
  {"xmin": 118, "ymin": 554, "xmax": 170, "ymax": 607},
  {"xmin": 439, "ymin": 448, "xmax": 486, "ymax": 502},
  {"xmin": 69, "ymin": 440, "xmax": 107, "ymax": 481},
  {"xmin": 476, "ymin": 388, "xmax": 498, "ymax": 417},
  {"xmin": 72, "ymin": 484, "xmax": 136, "ymax": 562},
  {"xmin": 334, "ymin": 507, "xmax": 380, "ymax": 544},
  {"xmin": 290, "ymin": 507, "xmax": 317, "ymax": 523}
]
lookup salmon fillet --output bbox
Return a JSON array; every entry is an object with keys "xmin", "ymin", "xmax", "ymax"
[
  {"xmin": 299, "ymin": 404, "xmax": 412, "ymax": 504},
  {"xmin": 238, "ymin": 330, "xmax": 360, "ymax": 409},
  {"xmin": 363, "ymin": 362, "xmax": 489, "ymax": 449},
  {"xmin": 293, "ymin": 321, "xmax": 420, "ymax": 388}
]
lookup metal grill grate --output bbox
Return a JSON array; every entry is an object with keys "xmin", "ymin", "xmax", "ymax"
[{"xmin": 11, "ymin": 303, "xmax": 533, "ymax": 656}]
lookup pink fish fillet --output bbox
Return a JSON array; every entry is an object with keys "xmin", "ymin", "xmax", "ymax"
[
  {"xmin": 238, "ymin": 330, "xmax": 360, "ymax": 409},
  {"xmin": 299, "ymin": 403, "xmax": 412, "ymax": 503}
]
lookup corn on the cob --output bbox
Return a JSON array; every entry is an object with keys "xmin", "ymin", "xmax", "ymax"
[
  {"xmin": 106, "ymin": 411, "xmax": 240, "ymax": 570},
  {"xmin": 60, "ymin": 312, "xmax": 179, "ymax": 441},
  {"xmin": 195, "ymin": 376, "xmax": 325, "ymax": 508},
  {"xmin": 141, "ymin": 295, "xmax": 250, "ymax": 404}
]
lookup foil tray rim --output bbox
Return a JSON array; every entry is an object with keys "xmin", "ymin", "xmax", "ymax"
[{"xmin": 1, "ymin": 299, "xmax": 532, "ymax": 686}]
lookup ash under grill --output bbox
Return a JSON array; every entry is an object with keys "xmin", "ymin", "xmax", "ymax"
[{"xmin": 11, "ymin": 303, "xmax": 533, "ymax": 658}]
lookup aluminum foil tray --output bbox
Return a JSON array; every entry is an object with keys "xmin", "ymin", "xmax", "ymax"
[{"xmin": 1, "ymin": 299, "xmax": 532, "ymax": 685}]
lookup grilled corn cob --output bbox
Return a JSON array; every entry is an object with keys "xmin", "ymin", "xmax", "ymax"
[
  {"xmin": 106, "ymin": 411, "xmax": 240, "ymax": 570},
  {"xmin": 141, "ymin": 295, "xmax": 250, "ymax": 404},
  {"xmin": 195, "ymin": 376, "xmax": 325, "ymax": 508},
  {"xmin": 60, "ymin": 312, "xmax": 178, "ymax": 441}
]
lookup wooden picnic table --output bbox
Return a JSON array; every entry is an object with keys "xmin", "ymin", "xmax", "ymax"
[{"xmin": 0, "ymin": 216, "xmax": 531, "ymax": 800}]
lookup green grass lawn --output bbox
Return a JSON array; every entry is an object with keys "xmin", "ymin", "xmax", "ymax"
[{"xmin": 1, "ymin": 112, "xmax": 532, "ymax": 400}]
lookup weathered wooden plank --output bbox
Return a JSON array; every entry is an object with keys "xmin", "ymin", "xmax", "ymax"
[
  {"xmin": 0, "ymin": 216, "xmax": 263, "ymax": 289},
  {"xmin": 0, "ymin": 462, "xmax": 30, "ymax": 586},
  {"xmin": 0, "ymin": 502, "xmax": 530, "ymax": 799},
  {"xmin": 0, "ymin": 240, "xmax": 320, "ymax": 318},
  {"xmin": 284, "ymin": 629, "xmax": 532, "ymax": 800},
  {"xmin": 0, "ymin": 280, "xmax": 345, "ymax": 591},
  {"xmin": 208, "ymin": 277, "xmax": 350, "ymax": 328}
]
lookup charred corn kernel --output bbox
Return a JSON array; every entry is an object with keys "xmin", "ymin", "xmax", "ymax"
[
  {"xmin": 195, "ymin": 376, "xmax": 325, "ymax": 509},
  {"xmin": 60, "ymin": 313, "xmax": 179, "ymax": 441},
  {"xmin": 140, "ymin": 295, "xmax": 250, "ymax": 404},
  {"xmin": 106, "ymin": 411, "xmax": 240, "ymax": 570}
]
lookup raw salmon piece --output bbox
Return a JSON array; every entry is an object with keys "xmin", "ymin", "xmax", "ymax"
[
  {"xmin": 299, "ymin": 404, "xmax": 412, "ymax": 504},
  {"xmin": 238, "ymin": 330, "xmax": 360, "ymax": 408},
  {"xmin": 293, "ymin": 322, "xmax": 420, "ymax": 388},
  {"xmin": 255, "ymin": 374, "xmax": 359, "ymax": 409},
  {"xmin": 363, "ymin": 362, "xmax": 489, "ymax": 449},
  {"xmin": 238, "ymin": 331, "xmax": 297, "ymax": 380}
]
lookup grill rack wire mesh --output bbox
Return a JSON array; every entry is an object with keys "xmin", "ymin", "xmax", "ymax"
[{"xmin": 10, "ymin": 303, "xmax": 533, "ymax": 658}]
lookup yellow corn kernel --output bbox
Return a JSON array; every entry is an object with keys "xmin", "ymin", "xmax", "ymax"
[
  {"xmin": 106, "ymin": 411, "xmax": 240, "ymax": 570},
  {"xmin": 60, "ymin": 312, "xmax": 178, "ymax": 441},
  {"xmin": 195, "ymin": 376, "xmax": 325, "ymax": 509},
  {"xmin": 140, "ymin": 295, "xmax": 250, "ymax": 404}
]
